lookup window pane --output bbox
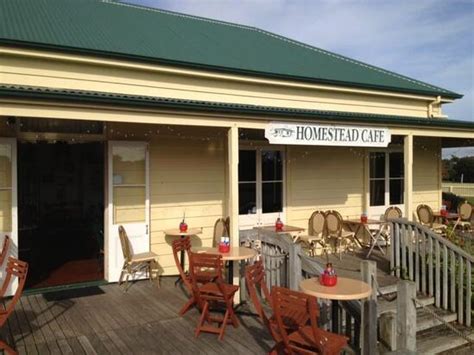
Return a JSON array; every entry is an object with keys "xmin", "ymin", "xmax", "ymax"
[
  {"xmin": 239, "ymin": 183, "xmax": 256, "ymax": 215},
  {"xmin": 113, "ymin": 145, "xmax": 145, "ymax": 185},
  {"xmin": 370, "ymin": 180, "xmax": 385, "ymax": 206},
  {"xmin": 390, "ymin": 179, "xmax": 404, "ymax": 205},
  {"xmin": 389, "ymin": 152, "xmax": 404, "ymax": 178},
  {"xmin": 239, "ymin": 150, "xmax": 256, "ymax": 182},
  {"xmin": 113, "ymin": 186, "xmax": 145, "ymax": 223},
  {"xmin": 262, "ymin": 182, "xmax": 283, "ymax": 213},
  {"xmin": 262, "ymin": 150, "xmax": 282, "ymax": 181},
  {"xmin": 370, "ymin": 153, "xmax": 385, "ymax": 178}
]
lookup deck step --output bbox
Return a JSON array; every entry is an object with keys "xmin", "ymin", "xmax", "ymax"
[
  {"xmin": 417, "ymin": 324, "xmax": 474, "ymax": 354},
  {"xmin": 378, "ymin": 293, "xmax": 434, "ymax": 315},
  {"xmin": 379, "ymin": 284, "xmax": 397, "ymax": 295},
  {"xmin": 416, "ymin": 306, "xmax": 458, "ymax": 332}
]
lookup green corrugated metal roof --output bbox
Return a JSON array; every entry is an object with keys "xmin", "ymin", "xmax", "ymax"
[
  {"xmin": 0, "ymin": 0, "xmax": 462, "ymax": 99},
  {"xmin": 1, "ymin": 84, "xmax": 472, "ymax": 131}
]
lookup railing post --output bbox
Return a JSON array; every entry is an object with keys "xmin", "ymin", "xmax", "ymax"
[
  {"xmin": 288, "ymin": 238, "xmax": 302, "ymax": 290},
  {"xmin": 361, "ymin": 260, "xmax": 377, "ymax": 300},
  {"xmin": 362, "ymin": 299, "xmax": 377, "ymax": 355},
  {"xmin": 396, "ymin": 280, "xmax": 416, "ymax": 352}
]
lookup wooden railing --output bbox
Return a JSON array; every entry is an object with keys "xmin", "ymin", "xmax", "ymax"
[
  {"xmin": 240, "ymin": 229, "xmax": 377, "ymax": 354},
  {"xmin": 390, "ymin": 218, "xmax": 473, "ymax": 327}
]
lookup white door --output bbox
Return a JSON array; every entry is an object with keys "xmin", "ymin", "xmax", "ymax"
[
  {"xmin": 0, "ymin": 138, "xmax": 17, "ymax": 295},
  {"xmin": 368, "ymin": 151, "xmax": 404, "ymax": 220},
  {"xmin": 238, "ymin": 147, "xmax": 285, "ymax": 229},
  {"xmin": 107, "ymin": 141, "xmax": 149, "ymax": 282}
]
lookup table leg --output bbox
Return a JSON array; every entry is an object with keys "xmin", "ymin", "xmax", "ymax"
[
  {"xmin": 175, "ymin": 234, "xmax": 186, "ymax": 286},
  {"xmin": 366, "ymin": 225, "xmax": 384, "ymax": 258},
  {"xmin": 227, "ymin": 260, "xmax": 234, "ymax": 284},
  {"xmin": 332, "ymin": 299, "xmax": 339, "ymax": 333}
]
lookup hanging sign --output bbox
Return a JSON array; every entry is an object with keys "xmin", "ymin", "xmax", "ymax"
[{"xmin": 265, "ymin": 122, "xmax": 391, "ymax": 147}]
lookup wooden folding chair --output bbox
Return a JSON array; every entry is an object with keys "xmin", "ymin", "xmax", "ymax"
[
  {"xmin": 172, "ymin": 237, "xmax": 217, "ymax": 315},
  {"xmin": 272, "ymin": 286, "xmax": 348, "ymax": 355},
  {"xmin": 326, "ymin": 210, "xmax": 355, "ymax": 259},
  {"xmin": 0, "ymin": 235, "xmax": 11, "ymax": 266},
  {"xmin": 189, "ymin": 252, "xmax": 239, "ymax": 341},
  {"xmin": 118, "ymin": 226, "xmax": 159, "ymax": 290},
  {"xmin": 1, "ymin": 257, "xmax": 29, "ymax": 355},
  {"xmin": 416, "ymin": 204, "xmax": 446, "ymax": 234},
  {"xmin": 245, "ymin": 260, "xmax": 284, "ymax": 354},
  {"xmin": 212, "ymin": 218, "xmax": 229, "ymax": 248}
]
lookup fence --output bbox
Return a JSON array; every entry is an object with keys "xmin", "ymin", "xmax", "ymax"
[
  {"xmin": 442, "ymin": 182, "xmax": 474, "ymax": 198},
  {"xmin": 240, "ymin": 229, "xmax": 377, "ymax": 354},
  {"xmin": 390, "ymin": 218, "xmax": 473, "ymax": 327}
]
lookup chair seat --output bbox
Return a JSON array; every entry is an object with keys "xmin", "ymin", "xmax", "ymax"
[
  {"xmin": 298, "ymin": 234, "xmax": 323, "ymax": 243},
  {"xmin": 131, "ymin": 251, "xmax": 158, "ymax": 263},
  {"xmin": 289, "ymin": 326, "xmax": 348, "ymax": 353},
  {"xmin": 431, "ymin": 223, "xmax": 447, "ymax": 230},
  {"xmin": 199, "ymin": 282, "xmax": 239, "ymax": 297}
]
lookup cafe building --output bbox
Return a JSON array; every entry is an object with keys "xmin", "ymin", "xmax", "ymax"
[{"xmin": 0, "ymin": 0, "xmax": 473, "ymax": 290}]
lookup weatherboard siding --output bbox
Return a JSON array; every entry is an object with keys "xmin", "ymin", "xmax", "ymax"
[{"xmin": 1, "ymin": 49, "xmax": 438, "ymax": 118}]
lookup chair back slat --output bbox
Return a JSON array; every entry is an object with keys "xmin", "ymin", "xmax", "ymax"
[
  {"xmin": 458, "ymin": 202, "xmax": 473, "ymax": 221},
  {"xmin": 118, "ymin": 226, "xmax": 133, "ymax": 263},
  {"xmin": 417, "ymin": 204, "xmax": 434, "ymax": 225},
  {"xmin": 172, "ymin": 237, "xmax": 192, "ymax": 290},
  {"xmin": 0, "ymin": 257, "xmax": 28, "ymax": 328},
  {"xmin": 308, "ymin": 211, "xmax": 326, "ymax": 236},
  {"xmin": 213, "ymin": 218, "xmax": 228, "ymax": 247},
  {"xmin": 0, "ymin": 235, "xmax": 11, "ymax": 266},
  {"xmin": 384, "ymin": 206, "xmax": 403, "ymax": 220}
]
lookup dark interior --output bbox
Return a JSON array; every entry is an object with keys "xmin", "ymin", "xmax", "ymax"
[{"xmin": 18, "ymin": 142, "xmax": 104, "ymax": 289}]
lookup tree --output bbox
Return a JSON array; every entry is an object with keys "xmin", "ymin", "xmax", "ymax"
[{"xmin": 444, "ymin": 156, "xmax": 474, "ymax": 182}]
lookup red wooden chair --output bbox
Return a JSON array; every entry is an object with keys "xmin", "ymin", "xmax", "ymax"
[
  {"xmin": 272, "ymin": 286, "xmax": 348, "ymax": 355},
  {"xmin": 172, "ymin": 237, "xmax": 217, "ymax": 315},
  {"xmin": 245, "ymin": 260, "xmax": 284, "ymax": 354},
  {"xmin": 189, "ymin": 252, "xmax": 239, "ymax": 341},
  {"xmin": 0, "ymin": 235, "xmax": 11, "ymax": 266},
  {"xmin": 1, "ymin": 257, "xmax": 29, "ymax": 355}
]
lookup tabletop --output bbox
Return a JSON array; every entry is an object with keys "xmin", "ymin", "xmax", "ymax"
[
  {"xmin": 164, "ymin": 228, "xmax": 202, "ymax": 237},
  {"xmin": 300, "ymin": 277, "xmax": 372, "ymax": 300},
  {"xmin": 257, "ymin": 225, "xmax": 305, "ymax": 234},
  {"xmin": 192, "ymin": 246, "xmax": 257, "ymax": 261},
  {"xmin": 433, "ymin": 212, "xmax": 459, "ymax": 219}
]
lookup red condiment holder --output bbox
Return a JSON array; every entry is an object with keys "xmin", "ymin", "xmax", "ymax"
[
  {"xmin": 360, "ymin": 213, "xmax": 368, "ymax": 223},
  {"xmin": 218, "ymin": 243, "xmax": 230, "ymax": 253},
  {"xmin": 320, "ymin": 274, "xmax": 337, "ymax": 287},
  {"xmin": 179, "ymin": 221, "xmax": 188, "ymax": 232},
  {"xmin": 275, "ymin": 217, "xmax": 284, "ymax": 232},
  {"xmin": 440, "ymin": 209, "xmax": 448, "ymax": 217}
]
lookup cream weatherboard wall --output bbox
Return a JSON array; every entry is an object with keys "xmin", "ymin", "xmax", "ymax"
[
  {"xmin": 285, "ymin": 145, "xmax": 365, "ymax": 229},
  {"xmin": 0, "ymin": 47, "xmax": 446, "ymax": 118}
]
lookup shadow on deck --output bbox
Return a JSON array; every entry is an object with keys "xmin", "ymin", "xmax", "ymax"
[
  {"xmin": 311, "ymin": 248, "xmax": 399, "ymax": 290},
  {"xmin": 1, "ymin": 278, "xmax": 272, "ymax": 354}
]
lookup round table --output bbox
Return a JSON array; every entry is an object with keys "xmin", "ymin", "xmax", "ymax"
[
  {"xmin": 300, "ymin": 277, "xmax": 372, "ymax": 332},
  {"xmin": 165, "ymin": 228, "xmax": 202, "ymax": 283},
  {"xmin": 192, "ymin": 246, "xmax": 257, "ymax": 283}
]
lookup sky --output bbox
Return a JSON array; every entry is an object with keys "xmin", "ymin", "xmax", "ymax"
[{"xmin": 124, "ymin": 0, "xmax": 473, "ymax": 156}]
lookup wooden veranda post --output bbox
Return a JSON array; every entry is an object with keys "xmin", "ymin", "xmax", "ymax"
[
  {"xmin": 227, "ymin": 125, "xmax": 240, "ymax": 298},
  {"xmin": 404, "ymin": 134, "xmax": 413, "ymax": 220}
]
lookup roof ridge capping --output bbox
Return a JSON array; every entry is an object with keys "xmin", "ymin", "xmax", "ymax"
[{"xmin": 106, "ymin": 0, "xmax": 460, "ymax": 98}]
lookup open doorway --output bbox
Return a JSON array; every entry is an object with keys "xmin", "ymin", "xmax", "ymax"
[{"xmin": 18, "ymin": 141, "xmax": 104, "ymax": 289}]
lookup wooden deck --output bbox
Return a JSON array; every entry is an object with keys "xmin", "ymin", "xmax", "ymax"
[{"xmin": 1, "ymin": 278, "xmax": 272, "ymax": 354}]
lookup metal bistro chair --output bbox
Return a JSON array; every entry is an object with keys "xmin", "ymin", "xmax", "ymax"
[
  {"xmin": 118, "ymin": 226, "xmax": 159, "ymax": 290},
  {"xmin": 271, "ymin": 286, "xmax": 348, "ymax": 355},
  {"xmin": 189, "ymin": 252, "xmax": 239, "ymax": 341},
  {"xmin": 416, "ymin": 204, "xmax": 446, "ymax": 234},
  {"xmin": 0, "ymin": 235, "xmax": 11, "ymax": 267},
  {"xmin": 212, "ymin": 218, "xmax": 229, "ymax": 248},
  {"xmin": 1, "ymin": 257, "xmax": 28, "ymax": 355},
  {"xmin": 298, "ymin": 211, "xmax": 329, "ymax": 258},
  {"xmin": 457, "ymin": 201, "xmax": 473, "ymax": 231},
  {"xmin": 325, "ymin": 210, "xmax": 355, "ymax": 259}
]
